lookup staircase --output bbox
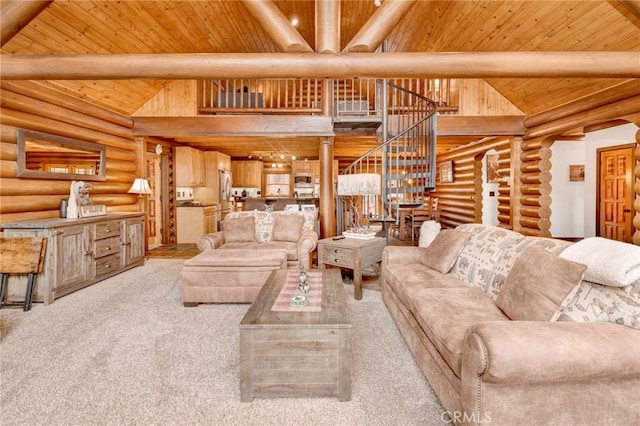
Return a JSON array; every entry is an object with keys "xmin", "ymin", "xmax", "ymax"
[{"xmin": 337, "ymin": 79, "xmax": 438, "ymax": 234}]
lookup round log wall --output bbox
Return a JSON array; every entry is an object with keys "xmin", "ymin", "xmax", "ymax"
[
  {"xmin": 634, "ymin": 129, "xmax": 640, "ymax": 245},
  {"xmin": 0, "ymin": 81, "xmax": 140, "ymax": 223},
  {"xmin": 434, "ymin": 137, "xmax": 512, "ymax": 229},
  {"xmin": 517, "ymin": 137, "xmax": 552, "ymax": 237}
]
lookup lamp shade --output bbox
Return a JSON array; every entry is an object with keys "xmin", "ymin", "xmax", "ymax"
[
  {"xmin": 337, "ymin": 173, "xmax": 381, "ymax": 196},
  {"xmin": 127, "ymin": 178, "xmax": 152, "ymax": 195}
]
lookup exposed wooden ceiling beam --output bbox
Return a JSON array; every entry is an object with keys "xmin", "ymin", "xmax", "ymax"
[
  {"xmin": 619, "ymin": 0, "xmax": 640, "ymax": 21},
  {"xmin": 242, "ymin": 0, "xmax": 313, "ymax": 53},
  {"xmin": 343, "ymin": 0, "xmax": 417, "ymax": 52},
  {"xmin": 1, "ymin": 1, "xmax": 52, "ymax": 47},
  {"xmin": 132, "ymin": 116, "xmax": 334, "ymax": 138},
  {"xmin": 2, "ymin": 52, "xmax": 638, "ymax": 80},
  {"xmin": 315, "ymin": 0, "xmax": 340, "ymax": 53},
  {"xmin": 437, "ymin": 116, "xmax": 525, "ymax": 136}
]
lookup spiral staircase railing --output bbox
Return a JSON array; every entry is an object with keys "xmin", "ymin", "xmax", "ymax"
[{"xmin": 337, "ymin": 80, "xmax": 438, "ymax": 236}]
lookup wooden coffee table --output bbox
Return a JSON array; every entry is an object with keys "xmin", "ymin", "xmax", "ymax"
[{"xmin": 239, "ymin": 268, "xmax": 351, "ymax": 401}]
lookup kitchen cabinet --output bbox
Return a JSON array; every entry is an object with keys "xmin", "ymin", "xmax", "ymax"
[
  {"xmin": 292, "ymin": 160, "xmax": 339, "ymax": 183},
  {"xmin": 177, "ymin": 205, "xmax": 218, "ymax": 243},
  {"xmin": 175, "ymin": 146, "xmax": 205, "ymax": 187},
  {"xmin": 264, "ymin": 173, "xmax": 291, "ymax": 196},
  {"xmin": 231, "ymin": 160, "xmax": 263, "ymax": 188},
  {"xmin": 1, "ymin": 214, "xmax": 145, "ymax": 305}
]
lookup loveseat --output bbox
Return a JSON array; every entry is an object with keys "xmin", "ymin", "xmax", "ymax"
[
  {"xmin": 197, "ymin": 210, "xmax": 318, "ymax": 269},
  {"xmin": 381, "ymin": 224, "xmax": 640, "ymax": 425}
]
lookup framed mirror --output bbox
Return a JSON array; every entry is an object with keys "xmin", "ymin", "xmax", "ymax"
[{"xmin": 16, "ymin": 129, "xmax": 106, "ymax": 181}]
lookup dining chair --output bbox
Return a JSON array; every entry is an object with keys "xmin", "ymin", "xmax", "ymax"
[{"xmin": 404, "ymin": 203, "xmax": 433, "ymax": 242}]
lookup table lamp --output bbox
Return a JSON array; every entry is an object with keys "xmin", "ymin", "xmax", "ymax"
[
  {"xmin": 337, "ymin": 173, "xmax": 381, "ymax": 239},
  {"xmin": 127, "ymin": 177, "xmax": 153, "ymax": 212}
]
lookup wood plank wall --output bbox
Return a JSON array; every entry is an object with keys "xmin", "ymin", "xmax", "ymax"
[
  {"xmin": 433, "ymin": 137, "xmax": 512, "ymax": 229},
  {"xmin": 0, "ymin": 81, "xmax": 140, "ymax": 224}
]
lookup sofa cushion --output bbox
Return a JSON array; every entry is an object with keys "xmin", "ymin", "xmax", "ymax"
[
  {"xmin": 496, "ymin": 246, "xmax": 587, "ymax": 321},
  {"xmin": 412, "ymin": 287, "xmax": 510, "ymax": 377},
  {"xmin": 258, "ymin": 241, "xmax": 298, "ymax": 262},
  {"xmin": 223, "ymin": 216, "xmax": 256, "ymax": 243},
  {"xmin": 271, "ymin": 214, "xmax": 304, "ymax": 242},
  {"xmin": 420, "ymin": 229, "xmax": 472, "ymax": 274},
  {"xmin": 219, "ymin": 242, "xmax": 260, "ymax": 251},
  {"xmin": 385, "ymin": 263, "xmax": 466, "ymax": 309},
  {"xmin": 487, "ymin": 236, "xmax": 572, "ymax": 301}
]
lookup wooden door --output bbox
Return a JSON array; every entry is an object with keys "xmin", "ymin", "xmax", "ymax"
[{"xmin": 598, "ymin": 145, "xmax": 634, "ymax": 243}]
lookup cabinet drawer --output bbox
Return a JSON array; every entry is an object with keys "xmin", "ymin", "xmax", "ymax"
[
  {"xmin": 94, "ymin": 253, "xmax": 121, "ymax": 277},
  {"xmin": 321, "ymin": 246, "xmax": 354, "ymax": 267},
  {"xmin": 95, "ymin": 220, "xmax": 121, "ymax": 240},
  {"xmin": 94, "ymin": 236, "xmax": 121, "ymax": 258}
]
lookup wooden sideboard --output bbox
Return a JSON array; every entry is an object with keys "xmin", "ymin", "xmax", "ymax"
[{"xmin": 1, "ymin": 213, "xmax": 145, "ymax": 305}]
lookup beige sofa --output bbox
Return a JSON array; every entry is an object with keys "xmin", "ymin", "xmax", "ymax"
[
  {"xmin": 381, "ymin": 224, "xmax": 640, "ymax": 426},
  {"xmin": 197, "ymin": 210, "xmax": 318, "ymax": 269}
]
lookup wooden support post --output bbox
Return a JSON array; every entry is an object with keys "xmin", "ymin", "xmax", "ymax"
[
  {"xmin": 242, "ymin": 0, "xmax": 313, "ymax": 53},
  {"xmin": 634, "ymin": 129, "xmax": 640, "ymax": 245},
  {"xmin": 319, "ymin": 137, "xmax": 336, "ymax": 239}
]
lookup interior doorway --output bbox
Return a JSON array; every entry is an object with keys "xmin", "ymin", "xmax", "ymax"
[
  {"xmin": 146, "ymin": 152, "xmax": 162, "ymax": 248},
  {"xmin": 597, "ymin": 144, "xmax": 634, "ymax": 243}
]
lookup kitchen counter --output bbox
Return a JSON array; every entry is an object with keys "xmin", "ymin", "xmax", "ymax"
[{"xmin": 243, "ymin": 197, "xmax": 319, "ymax": 211}]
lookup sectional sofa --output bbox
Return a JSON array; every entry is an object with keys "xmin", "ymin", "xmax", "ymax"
[{"xmin": 381, "ymin": 224, "xmax": 640, "ymax": 425}]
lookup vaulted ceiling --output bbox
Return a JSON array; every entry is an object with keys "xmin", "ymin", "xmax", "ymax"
[{"xmin": 1, "ymin": 0, "xmax": 639, "ymax": 160}]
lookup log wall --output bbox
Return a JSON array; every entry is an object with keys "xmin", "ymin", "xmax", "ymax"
[
  {"xmin": 515, "ymin": 137, "xmax": 553, "ymax": 237},
  {"xmin": 0, "ymin": 81, "xmax": 140, "ymax": 224},
  {"xmin": 433, "ymin": 137, "xmax": 512, "ymax": 229},
  {"xmin": 635, "ymin": 129, "xmax": 640, "ymax": 245}
]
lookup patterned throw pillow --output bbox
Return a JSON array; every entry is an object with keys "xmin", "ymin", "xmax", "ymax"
[
  {"xmin": 557, "ymin": 279, "xmax": 640, "ymax": 330},
  {"xmin": 496, "ymin": 246, "xmax": 587, "ymax": 321}
]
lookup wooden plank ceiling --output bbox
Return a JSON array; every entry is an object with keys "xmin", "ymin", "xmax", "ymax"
[{"xmin": 2, "ymin": 0, "xmax": 639, "ymax": 160}]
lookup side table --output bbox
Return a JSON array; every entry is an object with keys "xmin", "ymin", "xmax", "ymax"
[{"xmin": 317, "ymin": 236, "xmax": 386, "ymax": 300}]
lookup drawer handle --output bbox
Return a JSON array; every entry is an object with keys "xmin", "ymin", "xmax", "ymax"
[
  {"xmin": 105, "ymin": 264, "xmax": 111, "ymax": 268},
  {"xmin": 85, "ymin": 251, "xmax": 94, "ymax": 256},
  {"xmin": 105, "ymin": 229, "xmax": 111, "ymax": 233},
  {"xmin": 106, "ymin": 247, "xmax": 111, "ymax": 250},
  {"xmin": 334, "ymin": 249, "xmax": 340, "ymax": 254},
  {"xmin": 334, "ymin": 258, "xmax": 340, "ymax": 263}
]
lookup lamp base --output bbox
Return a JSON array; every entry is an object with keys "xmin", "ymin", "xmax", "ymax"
[{"xmin": 342, "ymin": 231, "xmax": 376, "ymax": 240}]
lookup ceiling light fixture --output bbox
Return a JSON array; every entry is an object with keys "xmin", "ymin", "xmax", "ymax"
[
  {"xmin": 374, "ymin": 0, "xmax": 381, "ymax": 7},
  {"xmin": 291, "ymin": 17, "xmax": 299, "ymax": 27}
]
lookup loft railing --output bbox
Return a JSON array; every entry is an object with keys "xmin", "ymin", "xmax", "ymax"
[
  {"xmin": 337, "ymin": 80, "xmax": 438, "ymax": 234},
  {"xmin": 197, "ymin": 78, "xmax": 454, "ymax": 116}
]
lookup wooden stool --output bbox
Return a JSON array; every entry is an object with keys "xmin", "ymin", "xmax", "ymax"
[{"xmin": 0, "ymin": 237, "xmax": 47, "ymax": 312}]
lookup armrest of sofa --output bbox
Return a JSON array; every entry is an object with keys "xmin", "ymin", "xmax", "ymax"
[
  {"xmin": 297, "ymin": 230, "xmax": 318, "ymax": 269},
  {"xmin": 461, "ymin": 321, "xmax": 640, "ymax": 424},
  {"xmin": 381, "ymin": 246, "xmax": 422, "ymax": 269},
  {"xmin": 463, "ymin": 321, "xmax": 640, "ymax": 383},
  {"xmin": 197, "ymin": 231, "xmax": 225, "ymax": 251}
]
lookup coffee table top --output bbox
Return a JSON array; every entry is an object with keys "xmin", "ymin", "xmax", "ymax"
[{"xmin": 240, "ymin": 269, "xmax": 350, "ymax": 328}]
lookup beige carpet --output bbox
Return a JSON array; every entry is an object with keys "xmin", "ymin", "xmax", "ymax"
[{"xmin": 0, "ymin": 259, "xmax": 446, "ymax": 426}]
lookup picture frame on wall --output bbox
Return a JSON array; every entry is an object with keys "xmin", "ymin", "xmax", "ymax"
[
  {"xmin": 487, "ymin": 154, "xmax": 501, "ymax": 183},
  {"xmin": 569, "ymin": 165, "xmax": 585, "ymax": 181},
  {"xmin": 440, "ymin": 161, "xmax": 454, "ymax": 183}
]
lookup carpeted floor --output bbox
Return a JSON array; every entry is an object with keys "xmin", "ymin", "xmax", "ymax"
[{"xmin": 0, "ymin": 260, "xmax": 446, "ymax": 426}]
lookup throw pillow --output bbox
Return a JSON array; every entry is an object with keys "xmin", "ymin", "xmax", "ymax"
[
  {"xmin": 496, "ymin": 246, "xmax": 587, "ymax": 321},
  {"xmin": 418, "ymin": 220, "xmax": 441, "ymax": 247},
  {"xmin": 420, "ymin": 229, "xmax": 472, "ymax": 274},
  {"xmin": 223, "ymin": 216, "xmax": 256, "ymax": 243},
  {"xmin": 272, "ymin": 214, "xmax": 304, "ymax": 242}
]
